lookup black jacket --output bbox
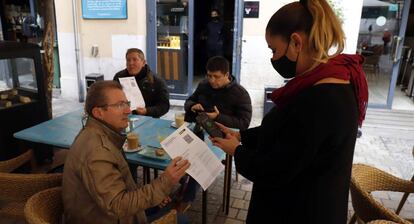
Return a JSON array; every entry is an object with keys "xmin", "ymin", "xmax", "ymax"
[
  {"xmin": 235, "ymin": 84, "xmax": 358, "ymax": 223},
  {"xmin": 113, "ymin": 65, "xmax": 170, "ymax": 118},
  {"xmin": 184, "ymin": 76, "xmax": 252, "ymax": 130}
]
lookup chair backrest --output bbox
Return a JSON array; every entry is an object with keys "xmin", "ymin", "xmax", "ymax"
[
  {"xmin": 24, "ymin": 187, "xmax": 63, "ymax": 224},
  {"xmin": 350, "ymin": 164, "xmax": 412, "ymax": 224},
  {"xmin": 0, "ymin": 172, "xmax": 62, "ymax": 202},
  {"xmin": 151, "ymin": 209, "xmax": 177, "ymax": 224},
  {"xmin": 0, "ymin": 149, "xmax": 33, "ymax": 173}
]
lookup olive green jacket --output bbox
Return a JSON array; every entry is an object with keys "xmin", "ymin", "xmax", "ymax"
[{"xmin": 63, "ymin": 117, "xmax": 174, "ymax": 224}]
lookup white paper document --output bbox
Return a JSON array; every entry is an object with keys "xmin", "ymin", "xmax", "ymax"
[
  {"xmin": 118, "ymin": 77, "xmax": 146, "ymax": 109},
  {"xmin": 161, "ymin": 126, "xmax": 224, "ymax": 190}
]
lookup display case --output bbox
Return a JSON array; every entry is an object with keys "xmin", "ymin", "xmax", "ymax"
[
  {"xmin": 156, "ymin": 1, "xmax": 188, "ymax": 95},
  {"xmin": 0, "ymin": 41, "xmax": 49, "ymax": 160}
]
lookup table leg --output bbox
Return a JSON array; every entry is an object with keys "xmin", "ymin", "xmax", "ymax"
[
  {"xmin": 222, "ymin": 154, "xmax": 232, "ymax": 214},
  {"xmin": 128, "ymin": 163, "xmax": 138, "ymax": 183},
  {"xmin": 153, "ymin": 169, "xmax": 158, "ymax": 179},
  {"xmin": 143, "ymin": 167, "xmax": 151, "ymax": 184},
  {"xmin": 202, "ymin": 189, "xmax": 207, "ymax": 224}
]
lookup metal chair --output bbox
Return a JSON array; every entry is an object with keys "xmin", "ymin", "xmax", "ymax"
[
  {"xmin": 24, "ymin": 187, "xmax": 63, "ymax": 224},
  {"xmin": 349, "ymin": 164, "xmax": 414, "ymax": 224}
]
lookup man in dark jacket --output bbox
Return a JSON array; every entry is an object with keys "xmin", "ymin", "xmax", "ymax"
[
  {"xmin": 206, "ymin": 9, "xmax": 225, "ymax": 58},
  {"xmin": 114, "ymin": 48, "xmax": 169, "ymax": 118},
  {"xmin": 185, "ymin": 56, "xmax": 252, "ymax": 131}
]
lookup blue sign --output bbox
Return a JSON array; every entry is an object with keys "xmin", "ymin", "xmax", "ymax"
[
  {"xmin": 388, "ymin": 4, "xmax": 398, "ymax": 12},
  {"xmin": 82, "ymin": 0, "xmax": 127, "ymax": 19}
]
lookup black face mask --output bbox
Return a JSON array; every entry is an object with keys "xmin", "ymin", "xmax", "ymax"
[
  {"xmin": 211, "ymin": 16, "xmax": 219, "ymax": 21},
  {"xmin": 271, "ymin": 43, "xmax": 299, "ymax": 79}
]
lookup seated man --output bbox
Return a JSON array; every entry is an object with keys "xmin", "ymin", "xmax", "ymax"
[
  {"xmin": 62, "ymin": 81, "xmax": 190, "ymax": 224},
  {"xmin": 114, "ymin": 48, "xmax": 170, "ymax": 118},
  {"xmin": 177, "ymin": 56, "xmax": 252, "ymax": 212},
  {"xmin": 184, "ymin": 56, "xmax": 252, "ymax": 130}
]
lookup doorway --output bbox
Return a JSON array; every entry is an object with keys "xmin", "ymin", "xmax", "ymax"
[
  {"xmin": 193, "ymin": 0, "xmax": 236, "ymax": 87},
  {"xmin": 146, "ymin": 0, "xmax": 242, "ymax": 100},
  {"xmin": 356, "ymin": 0, "xmax": 412, "ymax": 109}
]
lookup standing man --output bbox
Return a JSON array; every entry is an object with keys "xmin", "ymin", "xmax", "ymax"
[
  {"xmin": 63, "ymin": 81, "xmax": 190, "ymax": 224},
  {"xmin": 185, "ymin": 56, "xmax": 252, "ymax": 130},
  {"xmin": 114, "ymin": 48, "xmax": 170, "ymax": 118},
  {"xmin": 206, "ymin": 9, "xmax": 225, "ymax": 58}
]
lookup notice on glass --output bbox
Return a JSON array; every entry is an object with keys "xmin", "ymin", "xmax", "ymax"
[
  {"xmin": 161, "ymin": 126, "xmax": 224, "ymax": 190},
  {"xmin": 118, "ymin": 77, "xmax": 145, "ymax": 109}
]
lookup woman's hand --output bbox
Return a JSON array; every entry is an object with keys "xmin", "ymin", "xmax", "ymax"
[
  {"xmin": 215, "ymin": 122, "xmax": 241, "ymax": 141},
  {"xmin": 136, "ymin": 107, "xmax": 147, "ymax": 115},
  {"xmin": 210, "ymin": 133, "xmax": 240, "ymax": 156},
  {"xmin": 164, "ymin": 157, "xmax": 190, "ymax": 185}
]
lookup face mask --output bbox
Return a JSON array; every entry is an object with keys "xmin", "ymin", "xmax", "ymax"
[
  {"xmin": 212, "ymin": 16, "xmax": 219, "ymax": 21},
  {"xmin": 271, "ymin": 43, "xmax": 299, "ymax": 79}
]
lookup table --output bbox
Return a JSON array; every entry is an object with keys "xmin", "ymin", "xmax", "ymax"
[{"xmin": 14, "ymin": 109, "xmax": 232, "ymax": 223}]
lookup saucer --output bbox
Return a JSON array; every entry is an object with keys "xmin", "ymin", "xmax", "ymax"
[
  {"xmin": 123, "ymin": 142, "xmax": 142, "ymax": 153},
  {"xmin": 171, "ymin": 121, "xmax": 188, "ymax": 129}
]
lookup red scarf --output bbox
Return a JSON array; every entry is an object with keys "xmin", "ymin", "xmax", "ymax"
[{"xmin": 271, "ymin": 54, "xmax": 368, "ymax": 127}]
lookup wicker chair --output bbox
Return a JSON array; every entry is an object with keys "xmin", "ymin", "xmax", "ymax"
[
  {"xmin": 0, "ymin": 150, "xmax": 62, "ymax": 220},
  {"xmin": 349, "ymin": 164, "xmax": 414, "ymax": 224},
  {"xmin": 396, "ymin": 146, "xmax": 414, "ymax": 214},
  {"xmin": 151, "ymin": 209, "xmax": 177, "ymax": 224},
  {"xmin": 24, "ymin": 187, "xmax": 63, "ymax": 224},
  {"xmin": 367, "ymin": 220, "xmax": 398, "ymax": 224},
  {"xmin": 0, "ymin": 149, "xmax": 33, "ymax": 173}
]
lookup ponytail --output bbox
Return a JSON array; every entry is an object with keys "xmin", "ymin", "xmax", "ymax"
[{"xmin": 304, "ymin": 0, "xmax": 345, "ymax": 63}]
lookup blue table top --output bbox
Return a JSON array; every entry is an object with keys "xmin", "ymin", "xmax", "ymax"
[{"xmin": 14, "ymin": 109, "xmax": 225, "ymax": 170}]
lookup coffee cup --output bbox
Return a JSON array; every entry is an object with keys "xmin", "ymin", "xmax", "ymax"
[
  {"xmin": 175, "ymin": 112, "xmax": 185, "ymax": 128},
  {"xmin": 127, "ymin": 133, "xmax": 139, "ymax": 149}
]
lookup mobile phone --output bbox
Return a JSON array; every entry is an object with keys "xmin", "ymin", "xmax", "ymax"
[{"xmin": 195, "ymin": 113, "xmax": 224, "ymax": 138}]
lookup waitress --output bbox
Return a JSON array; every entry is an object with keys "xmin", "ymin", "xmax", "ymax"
[{"xmin": 211, "ymin": 0, "xmax": 368, "ymax": 223}]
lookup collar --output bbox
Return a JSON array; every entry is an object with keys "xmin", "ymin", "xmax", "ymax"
[{"xmin": 85, "ymin": 116, "xmax": 126, "ymax": 149}]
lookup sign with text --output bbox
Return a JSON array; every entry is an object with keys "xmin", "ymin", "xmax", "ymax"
[
  {"xmin": 82, "ymin": 0, "xmax": 127, "ymax": 19},
  {"xmin": 244, "ymin": 1, "xmax": 259, "ymax": 18}
]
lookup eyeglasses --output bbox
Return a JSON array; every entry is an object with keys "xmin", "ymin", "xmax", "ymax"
[
  {"xmin": 206, "ymin": 74, "xmax": 225, "ymax": 80},
  {"xmin": 98, "ymin": 101, "xmax": 131, "ymax": 110}
]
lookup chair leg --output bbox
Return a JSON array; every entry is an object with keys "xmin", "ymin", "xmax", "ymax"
[
  {"xmin": 396, "ymin": 174, "xmax": 414, "ymax": 214},
  {"xmin": 348, "ymin": 213, "xmax": 357, "ymax": 224}
]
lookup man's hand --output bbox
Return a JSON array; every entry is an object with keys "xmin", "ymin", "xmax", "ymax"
[
  {"xmin": 191, "ymin": 103, "xmax": 204, "ymax": 113},
  {"xmin": 206, "ymin": 106, "xmax": 219, "ymax": 120},
  {"xmin": 164, "ymin": 157, "xmax": 190, "ymax": 185},
  {"xmin": 158, "ymin": 196, "xmax": 172, "ymax": 208},
  {"xmin": 136, "ymin": 107, "xmax": 147, "ymax": 115}
]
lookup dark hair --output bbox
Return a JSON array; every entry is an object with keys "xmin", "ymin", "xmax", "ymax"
[
  {"xmin": 125, "ymin": 48, "xmax": 145, "ymax": 60},
  {"xmin": 85, "ymin": 81, "xmax": 123, "ymax": 116},
  {"xmin": 266, "ymin": 0, "xmax": 344, "ymax": 63},
  {"xmin": 206, "ymin": 56, "xmax": 229, "ymax": 74}
]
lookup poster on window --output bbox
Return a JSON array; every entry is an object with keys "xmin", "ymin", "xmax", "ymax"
[
  {"xmin": 244, "ymin": 1, "xmax": 259, "ymax": 18},
  {"xmin": 82, "ymin": 0, "xmax": 127, "ymax": 19}
]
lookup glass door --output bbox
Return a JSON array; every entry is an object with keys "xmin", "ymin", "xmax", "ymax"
[
  {"xmin": 357, "ymin": 0, "xmax": 412, "ymax": 108},
  {"xmin": 147, "ymin": 0, "xmax": 193, "ymax": 100}
]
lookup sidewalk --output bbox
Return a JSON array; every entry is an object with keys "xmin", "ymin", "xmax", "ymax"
[
  {"xmin": 50, "ymin": 97, "xmax": 414, "ymax": 223},
  {"xmin": 3, "ymin": 97, "xmax": 413, "ymax": 224}
]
